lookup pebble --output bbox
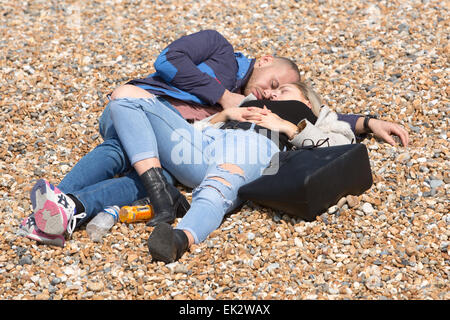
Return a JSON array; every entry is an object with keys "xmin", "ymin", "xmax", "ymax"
[
  {"xmin": 362, "ymin": 203, "xmax": 374, "ymax": 214},
  {"xmin": 18, "ymin": 256, "xmax": 33, "ymax": 266},
  {"xmin": 87, "ymin": 281, "xmax": 104, "ymax": 292},
  {"xmin": 346, "ymin": 195, "xmax": 360, "ymax": 208},
  {"xmin": 1, "ymin": 0, "xmax": 448, "ymax": 301},
  {"xmin": 266, "ymin": 263, "xmax": 280, "ymax": 273},
  {"xmin": 336, "ymin": 197, "xmax": 347, "ymax": 208},
  {"xmin": 328, "ymin": 205, "xmax": 339, "ymax": 214},
  {"xmin": 397, "ymin": 152, "xmax": 411, "ymax": 163},
  {"xmin": 294, "ymin": 237, "xmax": 302, "ymax": 248},
  {"xmin": 429, "ymin": 180, "xmax": 443, "ymax": 189},
  {"xmin": 167, "ymin": 262, "xmax": 189, "ymax": 274}
]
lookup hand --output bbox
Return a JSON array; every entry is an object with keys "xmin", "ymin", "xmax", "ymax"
[
  {"xmin": 218, "ymin": 90, "xmax": 245, "ymax": 109},
  {"xmin": 224, "ymin": 106, "xmax": 270, "ymax": 122},
  {"xmin": 368, "ymin": 119, "xmax": 409, "ymax": 147},
  {"xmin": 253, "ymin": 106, "xmax": 297, "ymax": 136}
]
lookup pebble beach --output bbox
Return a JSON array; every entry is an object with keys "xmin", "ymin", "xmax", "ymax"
[{"xmin": 0, "ymin": 0, "xmax": 448, "ymax": 300}]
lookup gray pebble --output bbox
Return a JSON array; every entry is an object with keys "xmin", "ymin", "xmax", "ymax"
[
  {"xmin": 429, "ymin": 179, "xmax": 443, "ymax": 188},
  {"xmin": 18, "ymin": 256, "xmax": 33, "ymax": 266},
  {"xmin": 373, "ymin": 259, "xmax": 383, "ymax": 266},
  {"xmin": 408, "ymin": 124, "xmax": 421, "ymax": 133},
  {"xmin": 267, "ymin": 263, "xmax": 280, "ymax": 273}
]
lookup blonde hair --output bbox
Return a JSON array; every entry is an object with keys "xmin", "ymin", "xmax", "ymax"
[{"xmin": 290, "ymin": 81, "xmax": 322, "ymax": 117}]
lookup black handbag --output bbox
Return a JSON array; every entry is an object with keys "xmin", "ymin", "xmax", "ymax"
[{"xmin": 238, "ymin": 143, "xmax": 373, "ymax": 221}]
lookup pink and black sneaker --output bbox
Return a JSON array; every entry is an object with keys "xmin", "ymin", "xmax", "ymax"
[
  {"xmin": 30, "ymin": 179, "xmax": 76, "ymax": 236},
  {"xmin": 18, "ymin": 213, "xmax": 65, "ymax": 247}
]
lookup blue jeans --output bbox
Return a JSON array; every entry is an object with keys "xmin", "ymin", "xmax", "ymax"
[
  {"xmin": 109, "ymin": 97, "xmax": 280, "ymax": 243},
  {"xmin": 57, "ymin": 97, "xmax": 177, "ymax": 225}
]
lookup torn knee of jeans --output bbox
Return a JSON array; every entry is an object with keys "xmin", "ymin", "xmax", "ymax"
[
  {"xmin": 193, "ymin": 183, "xmax": 225, "ymax": 199},
  {"xmin": 192, "ymin": 184, "xmax": 234, "ymax": 210},
  {"xmin": 218, "ymin": 163, "xmax": 244, "ymax": 176},
  {"xmin": 215, "ymin": 163, "xmax": 247, "ymax": 182},
  {"xmin": 203, "ymin": 173, "xmax": 235, "ymax": 191},
  {"xmin": 206, "ymin": 176, "xmax": 231, "ymax": 188}
]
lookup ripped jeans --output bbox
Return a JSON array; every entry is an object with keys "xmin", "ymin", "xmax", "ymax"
[{"xmin": 109, "ymin": 97, "xmax": 280, "ymax": 243}]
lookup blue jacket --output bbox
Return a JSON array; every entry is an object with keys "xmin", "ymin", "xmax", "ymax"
[
  {"xmin": 127, "ymin": 30, "xmax": 254, "ymax": 106},
  {"xmin": 127, "ymin": 30, "xmax": 360, "ymax": 132}
]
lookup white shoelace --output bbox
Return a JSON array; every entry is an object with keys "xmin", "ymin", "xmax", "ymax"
[{"xmin": 66, "ymin": 212, "xmax": 87, "ymax": 237}]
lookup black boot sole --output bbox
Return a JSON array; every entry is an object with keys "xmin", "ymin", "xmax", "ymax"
[{"xmin": 147, "ymin": 223, "xmax": 176, "ymax": 263}]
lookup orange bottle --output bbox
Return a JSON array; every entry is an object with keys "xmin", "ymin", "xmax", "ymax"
[{"xmin": 119, "ymin": 205, "xmax": 154, "ymax": 223}]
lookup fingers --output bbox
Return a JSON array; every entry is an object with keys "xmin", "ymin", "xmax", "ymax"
[
  {"xmin": 371, "ymin": 120, "xmax": 410, "ymax": 147},
  {"xmin": 242, "ymin": 108, "xmax": 269, "ymax": 119},
  {"xmin": 246, "ymin": 106, "xmax": 271, "ymax": 115},
  {"xmin": 379, "ymin": 131, "xmax": 397, "ymax": 146},
  {"xmin": 241, "ymin": 110, "xmax": 262, "ymax": 121},
  {"xmin": 392, "ymin": 125, "xmax": 409, "ymax": 147},
  {"xmin": 263, "ymin": 105, "xmax": 272, "ymax": 113},
  {"xmin": 243, "ymin": 115, "xmax": 262, "ymax": 122},
  {"xmin": 383, "ymin": 123, "xmax": 409, "ymax": 147}
]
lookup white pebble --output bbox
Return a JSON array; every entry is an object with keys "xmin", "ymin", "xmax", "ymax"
[{"xmin": 362, "ymin": 202, "xmax": 374, "ymax": 214}]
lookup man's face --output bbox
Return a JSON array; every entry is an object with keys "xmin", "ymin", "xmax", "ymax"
[{"xmin": 243, "ymin": 56, "xmax": 299, "ymax": 99}]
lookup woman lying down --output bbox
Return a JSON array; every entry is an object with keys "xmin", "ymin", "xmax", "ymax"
[{"xmin": 194, "ymin": 81, "xmax": 355, "ymax": 148}]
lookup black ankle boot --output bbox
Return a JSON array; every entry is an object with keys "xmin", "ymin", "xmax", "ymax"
[
  {"xmin": 139, "ymin": 167, "xmax": 190, "ymax": 227},
  {"xmin": 147, "ymin": 222, "xmax": 189, "ymax": 263},
  {"xmin": 132, "ymin": 196, "xmax": 188, "ymax": 219}
]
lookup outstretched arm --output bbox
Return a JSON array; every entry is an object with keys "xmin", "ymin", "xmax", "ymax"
[
  {"xmin": 354, "ymin": 117, "xmax": 409, "ymax": 146},
  {"xmin": 338, "ymin": 113, "xmax": 409, "ymax": 146}
]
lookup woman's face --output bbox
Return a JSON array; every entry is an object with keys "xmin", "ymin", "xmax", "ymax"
[{"xmin": 266, "ymin": 84, "xmax": 311, "ymax": 108}]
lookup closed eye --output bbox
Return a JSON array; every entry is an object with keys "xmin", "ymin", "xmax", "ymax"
[{"xmin": 271, "ymin": 80, "xmax": 279, "ymax": 89}]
